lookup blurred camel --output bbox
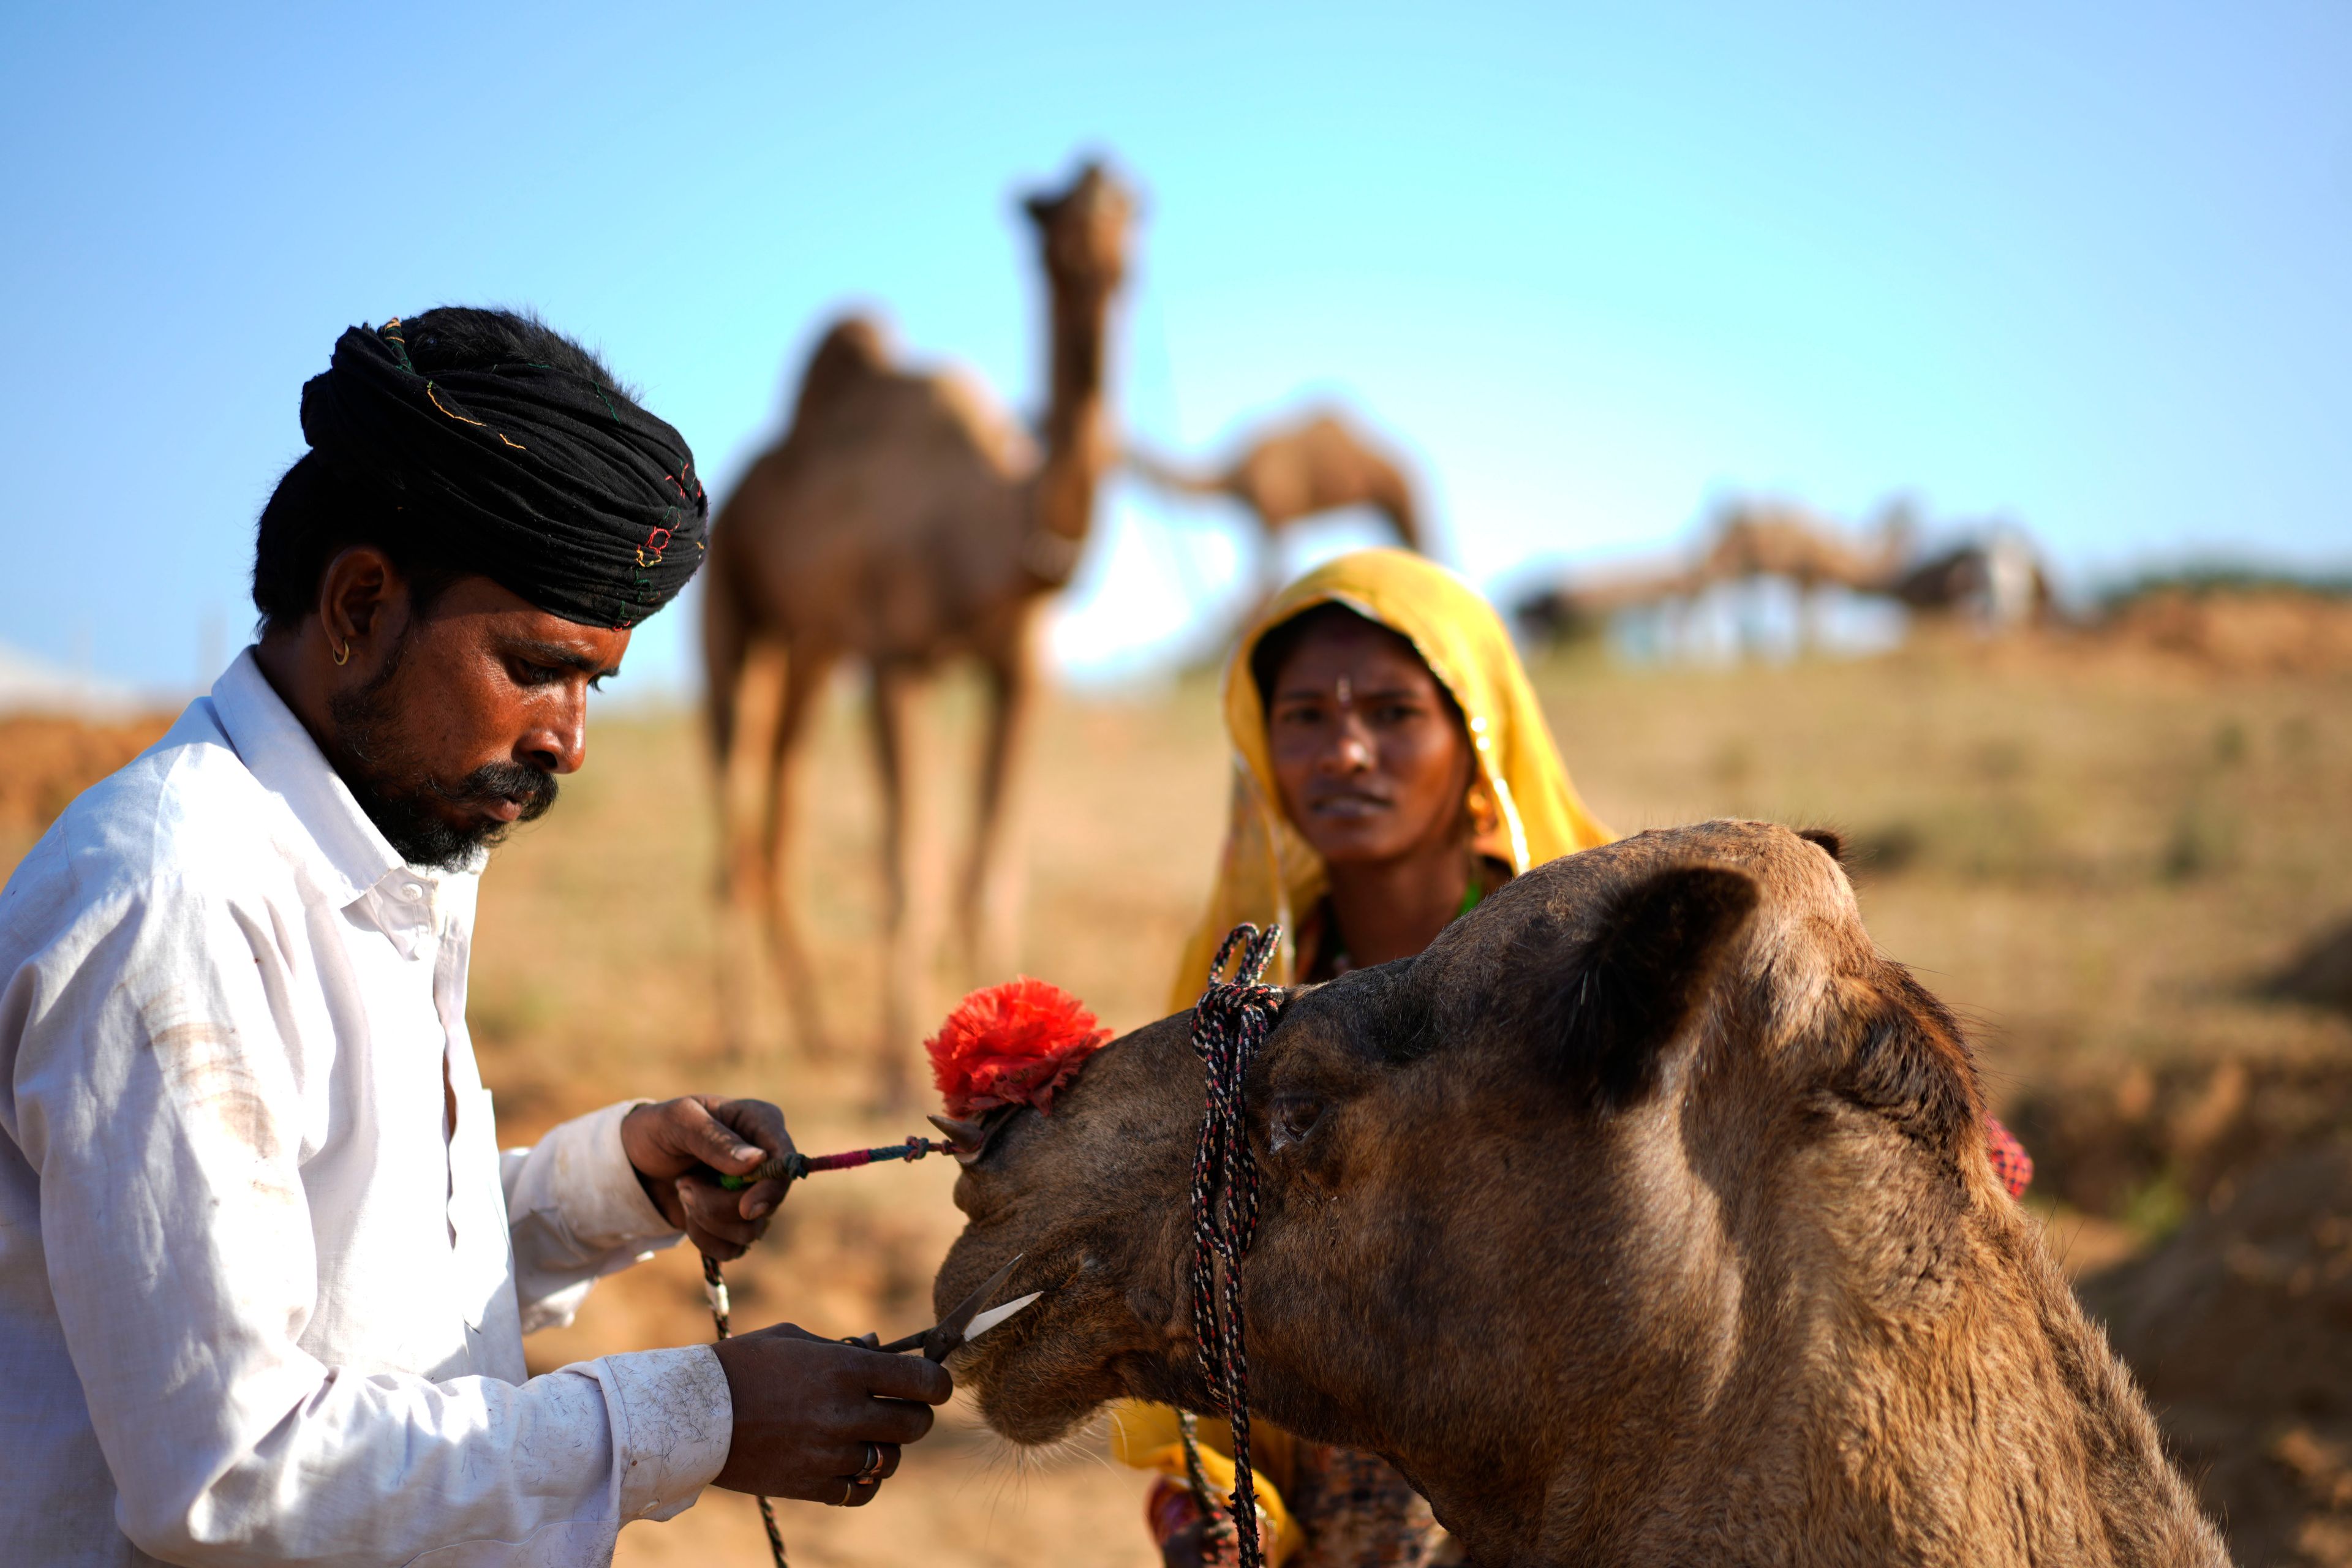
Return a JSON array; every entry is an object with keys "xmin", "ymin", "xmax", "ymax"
[
  {"xmin": 1519, "ymin": 502, "xmax": 1899, "ymax": 647},
  {"xmin": 1520, "ymin": 501, "xmax": 2055, "ymax": 652},
  {"xmin": 1890, "ymin": 531, "xmax": 2054, "ymax": 629},
  {"xmin": 1705, "ymin": 500, "xmax": 2057, "ymax": 630},
  {"xmin": 1126, "ymin": 409, "xmax": 1423, "ymax": 592},
  {"xmin": 701, "ymin": 162, "xmax": 1133, "ymax": 1099},
  {"xmin": 1699, "ymin": 498, "xmax": 1910, "ymax": 594}
]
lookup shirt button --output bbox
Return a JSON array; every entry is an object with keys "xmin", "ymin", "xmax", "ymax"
[{"xmin": 401, "ymin": 882, "xmax": 427, "ymax": 902}]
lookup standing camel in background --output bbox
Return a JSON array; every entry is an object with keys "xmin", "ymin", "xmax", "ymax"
[
  {"xmin": 1517, "ymin": 498, "xmax": 2057, "ymax": 654},
  {"xmin": 1698, "ymin": 498, "xmax": 1910, "ymax": 595},
  {"xmin": 1518, "ymin": 500, "xmax": 1904, "ymax": 652},
  {"xmin": 1890, "ymin": 530, "xmax": 2054, "ymax": 630},
  {"xmin": 701, "ymin": 161, "xmax": 1133, "ymax": 1101},
  {"xmin": 1127, "ymin": 408, "xmax": 1425, "ymax": 595}
]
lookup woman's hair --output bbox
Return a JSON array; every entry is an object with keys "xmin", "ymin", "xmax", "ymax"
[{"xmin": 1249, "ymin": 600, "xmax": 1465, "ymax": 727}]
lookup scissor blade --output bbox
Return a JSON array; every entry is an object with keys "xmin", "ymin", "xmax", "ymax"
[
  {"xmin": 962, "ymin": 1291, "xmax": 1040, "ymax": 1344},
  {"xmin": 922, "ymin": 1252, "xmax": 1025, "ymax": 1359}
]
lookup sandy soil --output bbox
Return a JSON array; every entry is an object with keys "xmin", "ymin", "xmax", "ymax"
[
  {"xmin": 0, "ymin": 710, "xmax": 172, "ymax": 835},
  {"xmin": 2084, "ymin": 1140, "xmax": 2352, "ymax": 1568},
  {"xmin": 2089, "ymin": 587, "xmax": 2352, "ymax": 676},
  {"xmin": 6, "ymin": 629, "xmax": 2350, "ymax": 1565}
]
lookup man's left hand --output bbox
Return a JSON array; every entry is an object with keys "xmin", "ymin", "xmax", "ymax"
[{"xmin": 620, "ymin": 1096, "xmax": 794, "ymax": 1259}]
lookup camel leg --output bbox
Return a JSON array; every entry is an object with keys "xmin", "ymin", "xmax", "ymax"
[
  {"xmin": 959, "ymin": 624, "xmax": 1039, "ymax": 982},
  {"xmin": 757, "ymin": 641, "xmax": 837, "ymax": 1060},
  {"xmin": 702, "ymin": 566, "xmax": 780, "ymax": 1061},
  {"xmin": 867, "ymin": 658, "xmax": 935, "ymax": 1110},
  {"xmin": 701, "ymin": 560, "xmax": 756, "ymax": 907}
]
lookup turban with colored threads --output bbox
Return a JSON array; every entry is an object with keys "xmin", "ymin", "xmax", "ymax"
[{"xmin": 299, "ymin": 320, "xmax": 707, "ymax": 628}]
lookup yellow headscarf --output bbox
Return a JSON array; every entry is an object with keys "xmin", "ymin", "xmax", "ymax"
[{"xmin": 1169, "ymin": 548, "xmax": 1613, "ymax": 1011}]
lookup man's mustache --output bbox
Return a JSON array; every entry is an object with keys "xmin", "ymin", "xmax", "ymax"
[{"xmin": 429, "ymin": 761, "xmax": 559, "ymax": 821}]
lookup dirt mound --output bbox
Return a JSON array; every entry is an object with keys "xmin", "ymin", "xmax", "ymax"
[
  {"xmin": 2013, "ymin": 1056, "xmax": 2352, "ymax": 1562},
  {"xmin": 2010, "ymin": 1058, "xmax": 2352, "ymax": 1221},
  {"xmin": 2090, "ymin": 587, "xmax": 2352, "ymax": 676},
  {"xmin": 2268, "ymin": 919, "xmax": 2352, "ymax": 1019},
  {"xmin": 2082, "ymin": 1141, "xmax": 2352, "ymax": 1567},
  {"xmin": 0, "ymin": 712, "xmax": 175, "ymax": 836}
]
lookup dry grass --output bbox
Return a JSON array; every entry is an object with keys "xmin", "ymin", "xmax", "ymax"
[{"xmin": 5, "ymin": 634, "xmax": 2348, "ymax": 1564}]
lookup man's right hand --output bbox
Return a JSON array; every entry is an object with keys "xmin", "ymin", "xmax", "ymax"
[{"xmin": 710, "ymin": 1323, "xmax": 953, "ymax": 1506}]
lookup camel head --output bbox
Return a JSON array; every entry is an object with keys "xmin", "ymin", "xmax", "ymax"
[
  {"xmin": 1023, "ymin": 159, "xmax": 1134, "ymax": 300},
  {"xmin": 936, "ymin": 819, "xmax": 2220, "ymax": 1565}
]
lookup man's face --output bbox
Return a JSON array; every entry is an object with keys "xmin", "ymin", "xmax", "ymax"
[{"xmin": 327, "ymin": 575, "xmax": 629, "ymax": 870}]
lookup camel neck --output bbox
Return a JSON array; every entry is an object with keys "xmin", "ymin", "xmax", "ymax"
[
  {"xmin": 1545, "ymin": 1202, "xmax": 2197, "ymax": 1568},
  {"xmin": 1044, "ymin": 290, "xmax": 1106, "ymax": 436},
  {"xmin": 1030, "ymin": 285, "xmax": 1111, "ymax": 554}
]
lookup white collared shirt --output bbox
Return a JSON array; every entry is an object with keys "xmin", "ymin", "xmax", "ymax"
[{"xmin": 0, "ymin": 649, "xmax": 733, "ymax": 1567}]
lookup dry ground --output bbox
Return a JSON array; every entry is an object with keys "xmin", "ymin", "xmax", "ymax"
[
  {"xmin": 0, "ymin": 712, "xmax": 172, "ymax": 834},
  {"xmin": 4, "ymin": 631, "xmax": 2348, "ymax": 1564}
]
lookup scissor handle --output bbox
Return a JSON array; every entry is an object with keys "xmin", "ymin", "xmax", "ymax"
[{"xmin": 839, "ymin": 1329, "xmax": 930, "ymax": 1354}]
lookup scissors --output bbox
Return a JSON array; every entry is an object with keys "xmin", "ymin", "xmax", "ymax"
[{"xmin": 847, "ymin": 1253, "xmax": 1039, "ymax": 1362}]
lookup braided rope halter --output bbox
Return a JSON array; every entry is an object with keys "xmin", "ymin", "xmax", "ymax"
[{"xmin": 1185, "ymin": 922, "xmax": 1286, "ymax": 1568}]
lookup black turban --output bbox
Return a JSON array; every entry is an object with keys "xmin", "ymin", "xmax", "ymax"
[{"xmin": 299, "ymin": 320, "xmax": 707, "ymax": 628}]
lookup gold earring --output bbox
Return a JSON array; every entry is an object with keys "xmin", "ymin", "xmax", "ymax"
[
  {"xmin": 1466, "ymin": 780, "xmax": 1499, "ymax": 835},
  {"xmin": 333, "ymin": 639, "xmax": 351, "ymax": 666}
]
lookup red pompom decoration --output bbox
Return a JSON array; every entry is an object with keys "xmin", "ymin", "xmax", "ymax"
[
  {"xmin": 926, "ymin": 976, "xmax": 1112, "ymax": 1118},
  {"xmin": 1985, "ymin": 1115, "xmax": 2034, "ymax": 1200}
]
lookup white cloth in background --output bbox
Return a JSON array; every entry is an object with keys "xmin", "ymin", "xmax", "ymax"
[{"xmin": 0, "ymin": 649, "xmax": 733, "ymax": 1567}]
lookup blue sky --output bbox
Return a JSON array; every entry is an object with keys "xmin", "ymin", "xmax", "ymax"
[{"xmin": 3, "ymin": 1, "xmax": 2346, "ymax": 696}]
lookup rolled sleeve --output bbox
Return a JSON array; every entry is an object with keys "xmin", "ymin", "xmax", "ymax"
[{"xmin": 589, "ymin": 1346, "xmax": 735, "ymax": 1522}]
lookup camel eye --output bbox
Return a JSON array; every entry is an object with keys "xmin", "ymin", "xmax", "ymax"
[{"xmin": 1268, "ymin": 1095, "xmax": 1325, "ymax": 1154}]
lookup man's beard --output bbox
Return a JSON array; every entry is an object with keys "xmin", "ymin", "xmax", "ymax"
[{"xmin": 326, "ymin": 633, "xmax": 559, "ymax": 872}]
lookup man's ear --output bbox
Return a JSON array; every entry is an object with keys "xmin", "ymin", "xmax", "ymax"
[
  {"xmin": 1544, "ymin": 865, "xmax": 1760, "ymax": 1109},
  {"xmin": 317, "ymin": 545, "xmax": 402, "ymax": 653}
]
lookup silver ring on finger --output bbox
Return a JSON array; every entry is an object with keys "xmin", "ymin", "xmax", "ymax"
[
  {"xmin": 838, "ymin": 1478, "xmax": 854, "ymax": 1507},
  {"xmin": 854, "ymin": 1442, "xmax": 885, "ymax": 1485}
]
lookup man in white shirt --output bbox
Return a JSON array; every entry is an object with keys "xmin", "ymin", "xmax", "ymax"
[{"xmin": 0, "ymin": 308, "xmax": 950, "ymax": 1566}]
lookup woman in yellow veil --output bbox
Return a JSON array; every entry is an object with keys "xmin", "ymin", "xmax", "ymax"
[{"xmin": 1116, "ymin": 548, "xmax": 1613, "ymax": 1567}]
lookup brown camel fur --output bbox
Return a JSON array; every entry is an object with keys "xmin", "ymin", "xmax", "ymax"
[
  {"xmin": 1128, "ymin": 409, "xmax": 1423, "ymax": 590},
  {"xmin": 935, "ymin": 820, "xmax": 2226, "ymax": 1566},
  {"xmin": 703, "ymin": 162, "xmax": 1133, "ymax": 1094}
]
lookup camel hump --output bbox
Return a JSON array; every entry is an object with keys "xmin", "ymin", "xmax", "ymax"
[
  {"xmin": 792, "ymin": 314, "xmax": 895, "ymax": 425},
  {"xmin": 1227, "ymin": 409, "xmax": 1415, "ymax": 532},
  {"xmin": 1297, "ymin": 409, "xmax": 1373, "ymax": 450},
  {"xmin": 923, "ymin": 366, "xmax": 1038, "ymax": 477}
]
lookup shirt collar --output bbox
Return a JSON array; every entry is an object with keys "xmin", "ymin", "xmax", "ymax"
[{"xmin": 209, "ymin": 647, "xmax": 414, "ymax": 909}]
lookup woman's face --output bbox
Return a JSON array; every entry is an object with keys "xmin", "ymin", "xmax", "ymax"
[{"xmin": 1264, "ymin": 614, "xmax": 1476, "ymax": 868}]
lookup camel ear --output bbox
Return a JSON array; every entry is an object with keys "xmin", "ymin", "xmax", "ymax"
[
  {"xmin": 1545, "ymin": 865, "xmax": 1760, "ymax": 1109},
  {"xmin": 1798, "ymin": 827, "xmax": 1846, "ymax": 864},
  {"xmin": 1023, "ymin": 192, "xmax": 1055, "ymax": 225}
]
